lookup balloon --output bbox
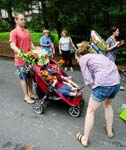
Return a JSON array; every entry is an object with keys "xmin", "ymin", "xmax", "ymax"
[{"xmin": 90, "ymin": 30, "xmax": 107, "ymax": 51}]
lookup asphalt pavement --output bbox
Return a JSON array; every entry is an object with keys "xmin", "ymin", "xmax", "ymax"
[{"xmin": 0, "ymin": 57, "xmax": 126, "ymax": 150}]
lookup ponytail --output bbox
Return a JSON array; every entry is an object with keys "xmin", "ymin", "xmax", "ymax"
[{"xmin": 76, "ymin": 41, "xmax": 92, "ymax": 57}]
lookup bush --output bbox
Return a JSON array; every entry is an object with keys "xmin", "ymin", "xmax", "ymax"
[{"xmin": 0, "ymin": 19, "xmax": 11, "ymax": 32}]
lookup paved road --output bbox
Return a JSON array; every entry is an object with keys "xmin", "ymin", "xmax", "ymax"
[{"xmin": 0, "ymin": 58, "xmax": 126, "ymax": 150}]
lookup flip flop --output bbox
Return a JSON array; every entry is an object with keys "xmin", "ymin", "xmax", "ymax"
[
  {"xmin": 76, "ymin": 132, "xmax": 88, "ymax": 147},
  {"xmin": 30, "ymin": 96, "xmax": 38, "ymax": 100},
  {"xmin": 24, "ymin": 98, "xmax": 35, "ymax": 104}
]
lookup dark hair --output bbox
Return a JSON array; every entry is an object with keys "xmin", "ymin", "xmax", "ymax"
[{"xmin": 110, "ymin": 26, "xmax": 119, "ymax": 35}]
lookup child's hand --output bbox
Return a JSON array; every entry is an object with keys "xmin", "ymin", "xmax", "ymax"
[{"xmin": 52, "ymin": 79, "xmax": 58, "ymax": 87}]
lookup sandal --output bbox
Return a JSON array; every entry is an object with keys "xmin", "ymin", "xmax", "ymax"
[
  {"xmin": 24, "ymin": 97, "xmax": 35, "ymax": 104},
  {"xmin": 104, "ymin": 125, "xmax": 114, "ymax": 138},
  {"xmin": 29, "ymin": 94, "xmax": 38, "ymax": 100},
  {"xmin": 30, "ymin": 96, "xmax": 38, "ymax": 100},
  {"xmin": 76, "ymin": 132, "xmax": 88, "ymax": 147}
]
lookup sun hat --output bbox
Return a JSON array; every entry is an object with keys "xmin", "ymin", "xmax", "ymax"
[{"xmin": 43, "ymin": 29, "xmax": 49, "ymax": 34}]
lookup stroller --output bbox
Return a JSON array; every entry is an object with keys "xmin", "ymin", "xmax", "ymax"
[{"xmin": 31, "ymin": 58, "xmax": 84, "ymax": 118}]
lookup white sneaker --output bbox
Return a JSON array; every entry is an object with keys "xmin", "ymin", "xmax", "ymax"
[
  {"xmin": 64, "ymin": 67, "xmax": 67, "ymax": 71},
  {"xmin": 120, "ymin": 86, "xmax": 125, "ymax": 91},
  {"xmin": 70, "ymin": 67, "xmax": 73, "ymax": 72}
]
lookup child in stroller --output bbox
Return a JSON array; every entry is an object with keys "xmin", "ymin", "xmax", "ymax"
[
  {"xmin": 33, "ymin": 59, "xmax": 84, "ymax": 117},
  {"xmin": 43, "ymin": 63, "xmax": 83, "ymax": 97}
]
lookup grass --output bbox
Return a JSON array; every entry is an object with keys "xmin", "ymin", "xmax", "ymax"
[
  {"xmin": 0, "ymin": 32, "xmax": 10, "ymax": 41},
  {"xmin": 0, "ymin": 31, "xmax": 59, "ymax": 46}
]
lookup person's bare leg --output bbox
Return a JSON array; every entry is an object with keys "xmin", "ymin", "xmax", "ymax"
[
  {"xmin": 69, "ymin": 91, "xmax": 77, "ymax": 96},
  {"xmin": 81, "ymin": 96, "xmax": 101, "ymax": 146},
  {"xmin": 68, "ymin": 80, "xmax": 79, "ymax": 88},
  {"xmin": 103, "ymin": 99, "xmax": 113, "ymax": 138},
  {"xmin": 20, "ymin": 80, "xmax": 29, "ymax": 98},
  {"xmin": 20, "ymin": 80, "xmax": 34, "ymax": 103},
  {"xmin": 64, "ymin": 82, "xmax": 77, "ymax": 90},
  {"xmin": 27, "ymin": 78, "xmax": 36, "ymax": 98}
]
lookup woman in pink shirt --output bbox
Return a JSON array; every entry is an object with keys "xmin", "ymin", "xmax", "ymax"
[{"xmin": 75, "ymin": 41, "xmax": 120, "ymax": 147}]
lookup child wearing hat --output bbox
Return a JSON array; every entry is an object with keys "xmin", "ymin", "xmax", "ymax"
[{"xmin": 40, "ymin": 29, "xmax": 54, "ymax": 57}]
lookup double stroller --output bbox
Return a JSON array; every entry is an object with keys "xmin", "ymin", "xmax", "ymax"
[{"xmin": 31, "ymin": 58, "xmax": 84, "ymax": 117}]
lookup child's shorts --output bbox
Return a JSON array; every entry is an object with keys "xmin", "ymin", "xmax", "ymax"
[
  {"xmin": 17, "ymin": 66, "xmax": 31, "ymax": 80},
  {"xmin": 57, "ymin": 85, "xmax": 71, "ymax": 96},
  {"xmin": 91, "ymin": 84, "xmax": 120, "ymax": 102}
]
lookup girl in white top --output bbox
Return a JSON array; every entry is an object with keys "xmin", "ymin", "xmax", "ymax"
[{"xmin": 59, "ymin": 30, "xmax": 76, "ymax": 71}]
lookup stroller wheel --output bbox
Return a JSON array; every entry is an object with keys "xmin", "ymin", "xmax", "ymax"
[
  {"xmin": 68, "ymin": 106, "xmax": 81, "ymax": 118},
  {"xmin": 33, "ymin": 102, "xmax": 44, "ymax": 114}
]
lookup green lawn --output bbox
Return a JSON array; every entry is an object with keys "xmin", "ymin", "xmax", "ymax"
[
  {"xmin": 0, "ymin": 32, "xmax": 10, "ymax": 41},
  {"xmin": 0, "ymin": 31, "xmax": 59, "ymax": 46}
]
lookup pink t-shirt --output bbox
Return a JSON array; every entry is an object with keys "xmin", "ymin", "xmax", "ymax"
[{"xmin": 9, "ymin": 28, "xmax": 32, "ymax": 66}]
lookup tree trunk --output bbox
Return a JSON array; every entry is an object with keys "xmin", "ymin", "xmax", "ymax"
[
  {"xmin": 40, "ymin": 0, "xmax": 49, "ymax": 29},
  {"xmin": 6, "ymin": 1, "xmax": 15, "ymax": 29}
]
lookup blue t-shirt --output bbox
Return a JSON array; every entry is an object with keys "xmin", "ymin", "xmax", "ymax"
[{"xmin": 40, "ymin": 36, "xmax": 52, "ymax": 51}]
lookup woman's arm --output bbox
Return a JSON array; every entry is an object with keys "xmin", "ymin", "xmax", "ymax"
[
  {"xmin": 88, "ymin": 84, "xmax": 94, "ymax": 89},
  {"xmin": 106, "ymin": 41, "xmax": 120, "ymax": 51},
  {"xmin": 80, "ymin": 58, "xmax": 94, "ymax": 87},
  {"xmin": 70, "ymin": 37, "xmax": 76, "ymax": 50},
  {"xmin": 40, "ymin": 36, "xmax": 51, "ymax": 47},
  {"xmin": 40, "ymin": 42, "xmax": 51, "ymax": 47},
  {"xmin": 59, "ymin": 43, "xmax": 62, "ymax": 55}
]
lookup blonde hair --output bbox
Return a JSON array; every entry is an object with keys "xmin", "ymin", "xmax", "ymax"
[
  {"xmin": 75, "ymin": 41, "xmax": 92, "ymax": 56},
  {"xmin": 61, "ymin": 30, "xmax": 68, "ymax": 36}
]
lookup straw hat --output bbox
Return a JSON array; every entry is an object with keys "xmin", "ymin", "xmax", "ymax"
[{"xmin": 43, "ymin": 29, "xmax": 49, "ymax": 34}]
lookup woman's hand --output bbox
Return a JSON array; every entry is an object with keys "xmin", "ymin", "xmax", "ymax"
[
  {"xmin": 88, "ymin": 84, "xmax": 93, "ymax": 89},
  {"xmin": 59, "ymin": 50, "xmax": 62, "ymax": 55},
  {"xmin": 115, "ymin": 41, "xmax": 121, "ymax": 47},
  {"xmin": 116, "ymin": 40, "xmax": 124, "ymax": 47}
]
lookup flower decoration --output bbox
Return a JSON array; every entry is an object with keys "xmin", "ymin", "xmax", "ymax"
[
  {"xmin": 39, "ymin": 70, "xmax": 49, "ymax": 78},
  {"xmin": 39, "ymin": 70, "xmax": 57, "ymax": 81},
  {"xmin": 37, "ymin": 56, "xmax": 49, "ymax": 66},
  {"xmin": 26, "ymin": 51, "xmax": 39, "ymax": 59},
  {"xmin": 18, "ymin": 50, "xmax": 49, "ymax": 66},
  {"xmin": 18, "ymin": 50, "xmax": 35, "ymax": 64},
  {"xmin": 58, "ymin": 59, "xmax": 65, "ymax": 65}
]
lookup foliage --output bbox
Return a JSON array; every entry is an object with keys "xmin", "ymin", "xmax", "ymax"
[
  {"xmin": 0, "ymin": 0, "xmax": 126, "ymax": 61},
  {"xmin": 0, "ymin": 19, "xmax": 11, "ymax": 31}
]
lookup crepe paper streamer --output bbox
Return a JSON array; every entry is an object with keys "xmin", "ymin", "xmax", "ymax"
[
  {"xmin": 120, "ymin": 107, "xmax": 126, "ymax": 121},
  {"xmin": 91, "ymin": 42, "xmax": 101, "ymax": 53},
  {"xmin": 119, "ymin": 104, "xmax": 126, "ymax": 121},
  {"xmin": 90, "ymin": 30, "xmax": 107, "ymax": 51}
]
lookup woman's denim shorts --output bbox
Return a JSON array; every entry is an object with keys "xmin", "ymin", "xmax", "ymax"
[{"xmin": 91, "ymin": 84, "xmax": 120, "ymax": 102}]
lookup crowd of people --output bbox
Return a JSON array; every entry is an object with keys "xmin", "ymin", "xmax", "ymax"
[{"xmin": 9, "ymin": 13, "xmax": 125, "ymax": 148}]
